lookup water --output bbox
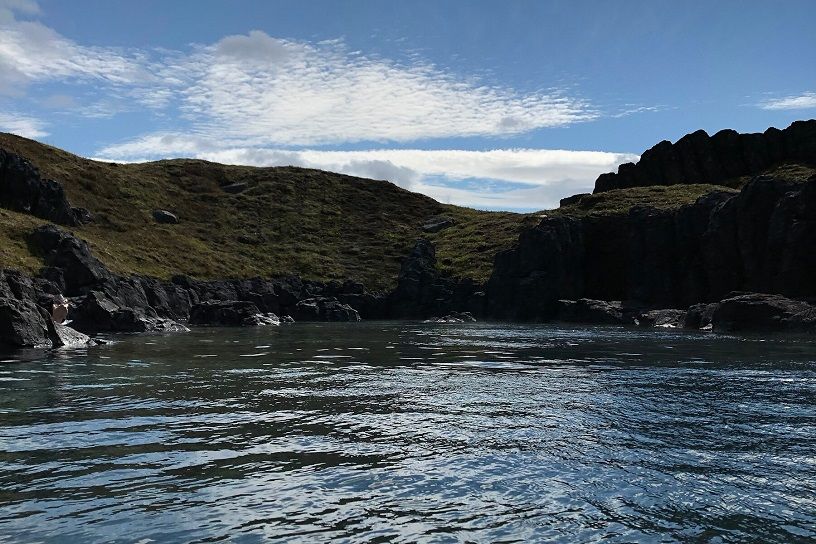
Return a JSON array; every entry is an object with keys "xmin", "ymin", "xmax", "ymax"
[{"xmin": 1, "ymin": 322, "xmax": 815, "ymax": 543}]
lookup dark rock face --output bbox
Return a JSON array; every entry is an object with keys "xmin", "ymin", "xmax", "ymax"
[
  {"xmin": 0, "ymin": 297, "xmax": 52, "ymax": 348},
  {"xmin": 387, "ymin": 239, "xmax": 480, "ymax": 319},
  {"xmin": 0, "ymin": 149, "xmax": 81, "ymax": 225},
  {"xmin": 189, "ymin": 300, "xmax": 279, "ymax": 326},
  {"xmin": 70, "ymin": 290, "xmax": 188, "ymax": 334},
  {"xmin": 487, "ymin": 218, "xmax": 584, "ymax": 320},
  {"xmin": 635, "ymin": 309, "xmax": 686, "ymax": 328},
  {"xmin": 487, "ymin": 173, "xmax": 816, "ymax": 320},
  {"xmin": 559, "ymin": 193, "xmax": 590, "ymax": 207},
  {"xmin": 594, "ymin": 120, "xmax": 816, "ymax": 192},
  {"xmin": 152, "ymin": 210, "xmax": 179, "ymax": 224},
  {"xmin": 29, "ymin": 225, "xmax": 110, "ymax": 294},
  {"xmin": 711, "ymin": 293, "xmax": 816, "ymax": 333},
  {"xmin": 292, "ymin": 297, "xmax": 360, "ymax": 322}
]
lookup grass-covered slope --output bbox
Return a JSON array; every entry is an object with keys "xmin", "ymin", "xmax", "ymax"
[{"xmin": 0, "ymin": 133, "xmax": 531, "ymax": 289}]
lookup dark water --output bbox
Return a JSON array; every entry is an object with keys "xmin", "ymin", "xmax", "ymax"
[{"xmin": 1, "ymin": 322, "xmax": 815, "ymax": 543}]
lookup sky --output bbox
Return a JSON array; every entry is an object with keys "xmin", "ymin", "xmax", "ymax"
[{"xmin": 0, "ymin": 0, "xmax": 814, "ymax": 211}]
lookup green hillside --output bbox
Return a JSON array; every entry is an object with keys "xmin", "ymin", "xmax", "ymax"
[{"xmin": 0, "ymin": 133, "xmax": 531, "ymax": 290}]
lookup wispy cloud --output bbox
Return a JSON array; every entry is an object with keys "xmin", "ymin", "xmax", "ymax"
[
  {"xmin": 759, "ymin": 91, "xmax": 816, "ymax": 111},
  {"xmin": 0, "ymin": 110, "xmax": 48, "ymax": 138},
  {"xmin": 171, "ymin": 31, "xmax": 598, "ymax": 145},
  {"xmin": 0, "ymin": 1, "xmax": 599, "ymax": 145}
]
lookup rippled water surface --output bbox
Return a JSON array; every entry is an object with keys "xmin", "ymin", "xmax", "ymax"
[{"xmin": 1, "ymin": 322, "xmax": 815, "ymax": 543}]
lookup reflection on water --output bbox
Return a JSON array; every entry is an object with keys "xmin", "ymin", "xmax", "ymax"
[{"xmin": 1, "ymin": 322, "xmax": 815, "ymax": 542}]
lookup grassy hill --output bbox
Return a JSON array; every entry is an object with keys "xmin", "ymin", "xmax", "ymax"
[
  {"xmin": 3, "ymin": 133, "xmax": 809, "ymax": 290},
  {"xmin": 0, "ymin": 133, "xmax": 533, "ymax": 290}
]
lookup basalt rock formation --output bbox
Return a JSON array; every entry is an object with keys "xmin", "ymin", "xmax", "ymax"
[
  {"xmin": 595, "ymin": 119, "xmax": 816, "ymax": 192},
  {"xmin": 486, "ymin": 173, "xmax": 816, "ymax": 321}
]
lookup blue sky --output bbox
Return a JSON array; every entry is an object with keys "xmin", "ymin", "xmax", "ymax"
[{"xmin": 0, "ymin": 0, "xmax": 814, "ymax": 210}]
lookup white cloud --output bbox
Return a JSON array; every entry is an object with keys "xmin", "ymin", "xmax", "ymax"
[
  {"xmin": 759, "ymin": 92, "xmax": 816, "ymax": 111},
  {"xmin": 1, "ymin": 12, "xmax": 598, "ymax": 144},
  {"xmin": 172, "ymin": 30, "xmax": 597, "ymax": 145},
  {"xmin": 0, "ymin": 111, "xmax": 48, "ymax": 138},
  {"xmin": 0, "ymin": 22, "xmax": 152, "ymax": 92},
  {"xmin": 94, "ymin": 138, "xmax": 635, "ymax": 209}
]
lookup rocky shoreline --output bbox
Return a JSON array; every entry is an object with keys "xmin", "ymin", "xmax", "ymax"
[{"xmin": 2, "ymin": 121, "xmax": 816, "ymax": 350}]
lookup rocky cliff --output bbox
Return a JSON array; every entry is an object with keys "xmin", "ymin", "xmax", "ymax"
[
  {"xmin": 486, "ymin": 173, "xmax": 816, "ymax": 320},
  {"xmin": 594, "ymin": 119, "xmax": 816, "ymax": 192}
]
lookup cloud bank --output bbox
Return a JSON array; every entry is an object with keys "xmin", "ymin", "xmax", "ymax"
[
  {"xmin": 759, "ymin": 92, "xmax": 816, "ymax": 111},
  {"xmin": 0, "ymin": 110, "xmax": 47, "ymax": 137}
]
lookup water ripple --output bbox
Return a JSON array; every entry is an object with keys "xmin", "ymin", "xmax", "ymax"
[{"xmin": 0, "ymin": 322, "xmax": 814, "ymax": 542}]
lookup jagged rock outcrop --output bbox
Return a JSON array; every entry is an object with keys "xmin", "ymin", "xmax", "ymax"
[
  {"xmin": 711, "ymin": 293, "xmax": 816, "ymax": 333},
  {"xmin": 634, "ymin": 309, "xmax": 686, "ymax": 328},
  {"xmin": 70, "ymin": 290, "xmax": 188, "ymax": 334},
  {"xmin": 487, "ymin": 173, "xmax": 816, "ymax": 320},
  {"xmin": 0, "ymin": 268, "xmax": 93, "ymax": 348},
  {"xmin": 29, "ymin": 225, "xmax": 110, "ymax": 294},
  {"xmin": 292, "ymin": 297, "xmax": 360, "ymax": 322},
  {"xmin": 387, "ymin": 239, "xmax": 480, "ymax": 319},
  {"xmin": 557, "ymin": 299, "xmax": 630, "ymax": 325},
  {"xmin": 189, "ymin": 300, "xmax": 279, "ymax": 326},
  {"xmin": 424, "ymin": 311, "xmax": 477, "ymax": 323},
  {"xmin": 594, "ymin": 119, "xmax": 816, "ymax": 192},
  {"xmin": 0, "ymin": 148, "xmax": 84, "ymax": 225}
]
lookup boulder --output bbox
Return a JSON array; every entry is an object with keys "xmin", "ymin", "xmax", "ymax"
[
  {"xmin": 292, "ymin": 297, "xmax": 360, "ymax": 322},
  {"xmin": 221, "ymin": 182, "xmax": 248, "ymax": 194},
  {"xmin": 421, "ymin": 216, "xmax": 455, "ymax": 233},
  {"xmin": 712, "ymin": 293, "xmax": 816, "ymax": 333},
  {"xmin": 48, "ymin": 322, "xmax": 94, "ymax": 348},
  {"xmin": 152, "ymin": 209, "xmax": 179, "ymax": 224},
  {"xmin": 72, "ymin": 207, "xmax": 93, "ymax": 224},
  {"xmin": 557, "ymin": 299, "xmax": 631, "ymax": 325},
  {"xmin": 71, "ymin": 291, "xmax": 188, "ymax": 334},
  {"xmin": 189, "ymin": 300, "xmax": 279, "ymax": 327},
  {"xmin": 635, "ymin": 309, "xmax": 687, "ymax": 328},
  {"xmin": 424, "ymin": 311, "xmax": 476, "ymax": 323},
  {"xmin": 684, "ymin": 303, "xmax": 718, "ymax": 330}
]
